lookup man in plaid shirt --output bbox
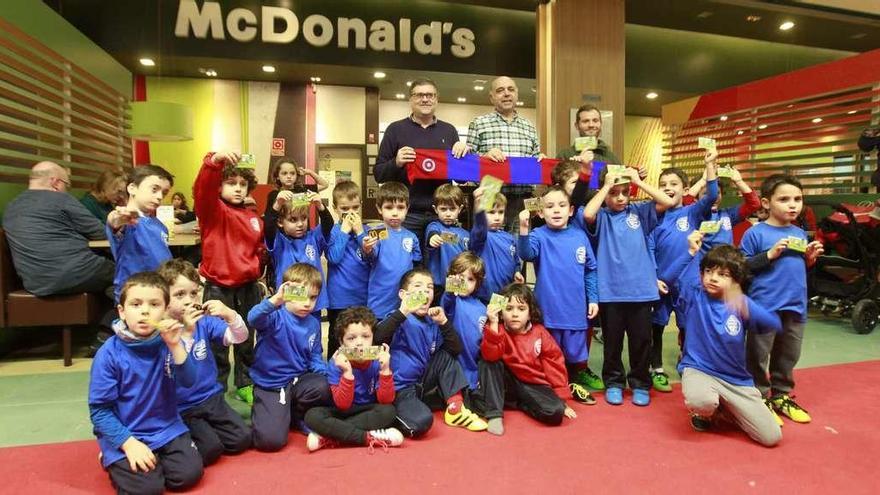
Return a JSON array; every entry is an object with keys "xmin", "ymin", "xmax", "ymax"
[{"xmin": 466, "ymin": 76, "xmax": 540, "ymax": 231}]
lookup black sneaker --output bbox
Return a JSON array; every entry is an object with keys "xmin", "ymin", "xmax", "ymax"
[{"xmin": 690, "ymin": 414, "xmax": 712, "ymax": 432}]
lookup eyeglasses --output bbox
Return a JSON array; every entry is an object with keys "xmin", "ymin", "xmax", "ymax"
[{"xmin": 410, "ymin": 92, "xmax": 437, "ymax": 101}]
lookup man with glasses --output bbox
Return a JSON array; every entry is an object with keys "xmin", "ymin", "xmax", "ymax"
[
  {"xmin": 466, "ymin": 76, "xmax": 540, "ymax": 231},
  {"xmin": 375, "ymin": 77, "xmax": 467, "ymax": 257},
  {"xmin": 3, "ymin": 161, "xmax": 115, "ymax": 352}
]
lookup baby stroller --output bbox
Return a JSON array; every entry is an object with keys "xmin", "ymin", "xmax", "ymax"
[{"xmin": 808, "ymin": 202, "xmax": 880, "ymax": 334}]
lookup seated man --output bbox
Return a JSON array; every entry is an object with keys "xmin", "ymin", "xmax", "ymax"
[{"xmin": 3, "ymin": 162, "xmax": 115, "ymax": 350}]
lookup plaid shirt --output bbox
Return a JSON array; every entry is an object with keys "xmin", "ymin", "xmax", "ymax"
[{"xmin": 467, "ymin": 111, "xmax": 540, "ymax": 196}]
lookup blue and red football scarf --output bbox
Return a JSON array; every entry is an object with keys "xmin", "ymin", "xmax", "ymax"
[{"xmin": 408, "ymin": 149, "xmax": 561, "ymax": 185}]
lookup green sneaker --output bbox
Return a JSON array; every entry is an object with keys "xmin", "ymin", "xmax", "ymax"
[
  {"xmin": 651, "ymin": 371, "xmax": 673, "ymax": 393},
  {"xmin": 236, "ymin": 385, "xmax": 254, "ymax": 406},
  {"xmin": 572, "ymin": 367, "xmax": 605, "ymax": 391}
]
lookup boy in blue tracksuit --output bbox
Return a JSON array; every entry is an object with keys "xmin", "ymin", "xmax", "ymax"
[
  {"xmin": 326, "ymin": 180, "xmax": 370, "ymax": 357},
  {"xmin": 88, "ymin": 272, "xmax": 203, "ymax": 494},
  {"xmin": 106, "ymin": 164, "xmax": 175, "ymax": 302},
  {"xmin": 425, "ymin": 184, "xmax": 470, "ymax": 302},
  {"xmin": 649, "ymin": 151, "xmax": 718, "ymax": 392},
  {"xmin": 661, "ymin": 231, "xmax": 782, "ymax": 446},
  {"xmin": 470, "ymin": 190, "xmax": 522, "ymax": 303},
  {"xmin": 440, "ymin": 252, "xmax": 489, "ymax": 394},
  {"xmin": 158, "ymin": 259, "xmax": 251, "ymax": 466},
  {"xmin": 375, "ymin": 268, "xmax": 487, "ymax": 437},
  {"xmin": 270, "ymin": 190, "xmax": 333, "ymax": 316},
  {"xmin": 247, "ymin": 263, "xmax": 332, "ymax": 452},
  {"xmin": 362, "ymin": 182, "xmax": 422, "ymax": 319},
  {"xmin": 518, "ymin": 185, "xmax": 599, "ymax": 404},
  {"xmin": 583, "ymin": 166, "xmax": 676, "ymax": 406},
  {"xmin": 741, "ymin": 174, "xmax": 824, "ymax": 425}
]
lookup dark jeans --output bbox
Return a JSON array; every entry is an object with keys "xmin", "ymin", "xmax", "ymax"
[
  {"xmin": 180, "ymin": 391, "xmax": 251, "ymax": 466},
  {"xmin": 304, "ymin": 403, "xmax": 397, "ymax": 445},
  {"xmin": 251, "ymin": 373, "xmax": 332, "ymax": 452},
  {"xmin": 204, "ymin": 281, "xmax": 262, "ymax": 390},
  {"xmin": 106, "ymin": 433, "xmax": 203, "ymax": 495},
  {"xmin": 393, "ymin": 350, "xmax": 468, "ymax": 437},
  {"xmin": 469, "ymin": 360, "xmax": 565, "ymax": 426},
  {"xmin": 600, "ymin": 301, "xmax": 654, "ymax": 390}
]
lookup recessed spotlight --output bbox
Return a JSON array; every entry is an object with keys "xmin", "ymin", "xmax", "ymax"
[
  {"xmin": 405, "ymin": 81, "xmax": 412, "ymax": 87},
  {"xmin": 516, "ymin": 101, "xmax": 524, "ymax": 107},
  {"xmin": 746, "ymin": 15, "xmax": 762, "ymax": 22},
  {"xmin": 373, "ymin": 71, "xmax": 386, "ymax": 79},
  {"xmin": 812, "ymin": 117, "xmax": 823, "ymax": 123},
  {"xmin": 847, "ymin": 110, "xmax": 857, "ymax": 114},
  {"xmin": 262, "ymin": 65, "xmax": 276, "ymax": 73},
  {"xmin": 310, "ymin": 76, "xmax": 321, "ymax": 83},
  {"xmin": 474, "ymin": 85, "xmax": 484, "ymax": 91},
  {"xmin": 457, "ymin": 97, "xmax": 467, "ymax": 103},
  {"xmin": 205, "ymin": 69, "xmax": 217, "ymax": 77},
  {"xmin": 758, "ymin": 124, "xmax": 768, "ymax": 129},
  {"xmin": 646, "ymin": 92, "xmax": 658, "ymax": 100},
  {"xmin": 719, "ymin": 115, "xmax": 728, "ymax": 121},
  {"xmin": 779, "ymin": 21, "xmax": 795, "ymax": 31},
  {"xmin": 395, "ymin": 93, "xmax": 405, "ymax": 99},
  {"xmin": 139, "ymin": 58, "xmax": 155, "ymax": 67},
  {"xmin": 736, "ymin": 130, "xmax": 744, "ymax": 135}
]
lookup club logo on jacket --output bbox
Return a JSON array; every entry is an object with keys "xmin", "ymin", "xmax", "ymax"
[
  {"xmin": 356, "ymin": 248, "xmax": 364, "ymax": 261},
  {"xmin": 462, "ymin": 236, "xmax": 469, "ymax": 250},
  {"xmin": 626, "ymin": 213, "xmax": 641, "ymax": 230},
  {"xmin": 164, "ymin": 353, "xmax": 173, "ymax": 378},
  {"xmin": 161, "ymin": 231, "xmax": 169, "ymax": 244},
  {"xmin": 402, "ymin": 237, "xmax": 414, "ymax": 253},
  {"xmin": 250, "ymin": 217, "xmax": 260, "ymax": 232},
  {"xmin": 676, "ymin": 216, "xmax": 690, "ymax": 232},
  {"xmin": 508, "ymin": 243, "xmax": 516, "ymax": 258},
  {"xmin": 305, "ymin": 244, "xmax": 316, "ymax": 261},
  {"xmin": 368, "ymin": 377, "xmax": 378, "ymax": 395},
  {"xmin": 421, "ymin": 158, "xmax": 436, "ymax": 173},
  {"xmin": 534, "ymin": 338, "xmax": 542, "ymax": 356},
  {"xmin": 576, "ymin": 246, "xmax": 586, "ymax": 264},
  {"xmin": 721, "ymin": 216, "xmax": 732, "ymax": 231},
  {"xmin": 478, "ymin": 315, "xmax": 488, "ymax": 329},
  {"xmin": 430, "ymin": 340, "xmax": 437, "ymax": 354},
  {"xmin": 308, "ymin": 333, "xmax": 317, "ymax": 350},
  {"xmin": 193, "ymin": 339, "xmax": 208, "ymax": 360},
  {"xmin": 724, "ymin": 314, "xmax": 741, "ymax": 336}
]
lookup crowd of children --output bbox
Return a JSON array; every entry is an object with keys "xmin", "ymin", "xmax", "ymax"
[{"xmin": 89, "ymin": 149, "xmax": 822, "ymax": 493}]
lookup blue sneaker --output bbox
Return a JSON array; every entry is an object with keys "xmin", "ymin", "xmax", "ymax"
[
  {"xmin": 632, "ymin": 388, "xmax": 651, "ymax": 406},
  {"xmin": 605, "ymin": 387, "xmax": 623, "ymax": 405}
]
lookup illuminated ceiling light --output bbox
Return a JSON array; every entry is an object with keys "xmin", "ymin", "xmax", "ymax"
[
  {"xmin": 812, "ymin": 117, "xmax": 823, "ymax": 123},
  {"xmin": 646, "ymin": 92, "xmax": 659, "ymax": 100},
  {"xmin": 310, "ymin": 76, "xmax": 321, "ymax": 82},
  {"xmin": 779, "ymin": 21, "xmax": 795, "ymax": 31},
  {"xmin": 474, "ymin": 85, "xmax": 484, "ymax": 91},
  {"xmin": 736, "ymin": 130, "xmax": 744, "ymax": 135},
  {"xmin": 746, "ymin": 15, "xmax": 762, "ymax": 22},
  {"xmin": 758, "ymin": 124, "xmax": 768, "ymax": 129},
  {"xmin": 847, "ymin": 110, "xmax": 857, "ymax": 114},
  {"xmin": 139, "ymin": 58, "xmax": 155, "ymax": 67},
  {"xmin": 405, "ymin": 80, "xmax": 412, "ymax": 87},
  {"xmin": 395, "ymin": 93, "xmax": 405, "ymax": 99},
  {"xmin": 262, "ymin": 65, "xmax": 276, "ymax": 73},
  {"xmin": 516, "ymin": 101, "xmax": 524, "ymax": 107},
  {"xmin": 205, "ymin": 69, "xmax": 217, "ymax": 77},
  {"xmin": 719, "ymin": 115, "xmax": 728, "ymax": 121},
  {"xmin": 457, "ymin": 97, "xmax": 467, "ymax": 103},
  {"xmin": 373, "ymin": 71, "xmax": 386, "ymax": 79}
]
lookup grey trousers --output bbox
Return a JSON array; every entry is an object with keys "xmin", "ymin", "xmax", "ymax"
[
  {"xmin": 746, "ymin": 311, "xmax": 805, "ymax": 397},
  {"xmin": 682, "ymin": 367, "xmax": 781, "ymax": 447}
]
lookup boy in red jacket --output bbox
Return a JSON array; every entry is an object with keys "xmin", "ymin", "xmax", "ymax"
[
  {"xmin": 473, "ymin": 283, "xmax": 577, "ymax": 435},
  {"xmin": 194, "ymin": 151, "xmax": 264, "ymax": 405}
]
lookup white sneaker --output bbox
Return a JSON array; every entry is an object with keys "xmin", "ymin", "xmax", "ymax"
[
  {"xmin": 366, "ymin": 427, "xmax": 404, "ymax": 452},
  {"xmin": 306, "ymin": 432, "xmax": 337, "ymax": 452}
]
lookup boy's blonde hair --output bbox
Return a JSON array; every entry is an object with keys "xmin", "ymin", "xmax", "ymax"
[
  {"xmin": 283, "ymin": 263, "xmax": 323, "ymax": 291},
  {"xmin": 447, "ymin": 252, "xmax": 485, "ymax": 291},
  {"xmin": 157, "ymin": 259, "xmax": 201, "ymax": 287},
  {"xmin": 433, "ymin": 183, "xmax": 465, "ymax": 208},
  {"xmin": 491, "ymin": 191, "xmax": 507, "ymax": 210},
  {"xmin": 332, "ymin": 180, "xmax": 361, "ymax": 208},
  {"xmin": 277, "ymin": 202, "xmax": 311, "ymax": 223},
  {"xmin": 376, "ymin": 181, "xmax": 409, "ymax": 208},
  {"xmin": 119, "ymin": 272, "xmax": 169, "ymax": 306}
]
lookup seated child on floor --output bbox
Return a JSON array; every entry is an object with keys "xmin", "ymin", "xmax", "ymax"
[
  {"xmin": 304, "ymin": 306, "xmax": 403, "ymax": 452},
  {"xmin": 88, "ymin": 272, "xmax": 203, "ymax": 493}
]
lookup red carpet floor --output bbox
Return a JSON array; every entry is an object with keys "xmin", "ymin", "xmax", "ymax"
[{"xmin": 3, "ymin": 360, "xmax": 879, "ymax": 495}]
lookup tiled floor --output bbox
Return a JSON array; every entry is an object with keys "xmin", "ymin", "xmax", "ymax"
[{"xmin": 0, "ymin": 313, "xmax": 877, "ymax": 448}]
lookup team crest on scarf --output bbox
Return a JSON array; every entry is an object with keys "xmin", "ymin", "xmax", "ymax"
[
  {"xmin": 676, "ymin": 216, "xmax": 690, "ymax": 232},
  {"xmin": 626, "ymin": 213, "xmax": 641, "ymax": 230},
  {"xmin": 421, "ymin": 158, "xmax": 436, "ymax": 173},
  {"xmin": 724, "ymin": 315, "xmax": 741, "ymax": 336}
]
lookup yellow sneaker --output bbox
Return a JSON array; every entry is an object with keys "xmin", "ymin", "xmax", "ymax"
[
  {"xmin": 444, "ymin": 405, "xmax": 488, "ymax": 432},
  {"xmin": 771, "ymin": 395, "xmax": 811, "ymax": 423},
  {"xmin": 765, "ymin": 399, "xmax": 784, "ymax": 427}
]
